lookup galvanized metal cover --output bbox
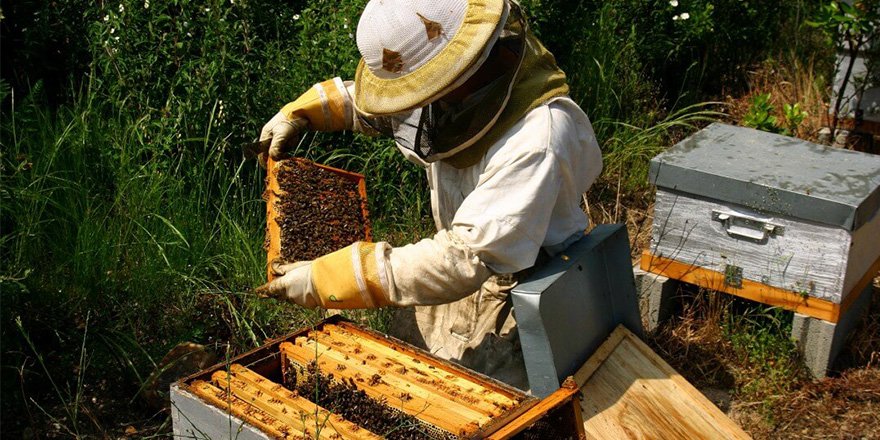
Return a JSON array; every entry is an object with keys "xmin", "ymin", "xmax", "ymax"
[
  {"xmin": 512, "ymin": 224, "xmax": 643, "ymax": 398},
  {"xmin": 649, "ymin": 123, "xmax": 880, "ymax": 230}
]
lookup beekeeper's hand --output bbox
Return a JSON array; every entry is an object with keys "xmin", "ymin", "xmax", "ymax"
[
  {"xmin": 258, "ymin": 112, "xmax": 309, "ymax": 162},
  {"xmin": 255, "ymin": 261, "xmax": 319, "ymax": 308}
]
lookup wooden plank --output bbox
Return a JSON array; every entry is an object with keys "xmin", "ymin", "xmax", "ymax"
[
  {"xmin": 291, "ymin": 336, "xmax": 491, "ymax": 421},
  {"xmin": 652, "ymin": 189, "xmax": 851, "ymax": 302},
  {"xmin": 264, "ymin": 159, "xmax": 371, "ymax": 283},
  {"xmin": 573, "ymin": 326, "xmax": 628, "ymax": 387},
  {"xmin": 485, "ymin": 378, "xmax": 582, "ymax": 440},
  {"xmin": 264, "ymin": 158, "xmax": 283, "ymax": 282},
  {"xmin": 642, "ymin": 252, "xmax": 843, "ymax": 322},
  {"xmin": 334, "ymin": 321, "xmax": 528, "ymax": 403},
  {"xmin": 188, "ymin": 380, "xmax": 304, "ymax": 439},
  {"xmin": 225, "ymin": 365, "xmax": 381, "ymax": 440},
  {"xmin": 579, "ymin": 326, "xmax": 751, "ymax": 439},
  {"xmin": 840, "ymin": 255, "xmax": 880, "ymax": 316}
]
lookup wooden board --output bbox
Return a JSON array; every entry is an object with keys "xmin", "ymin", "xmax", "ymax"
[
  {"xmin": 486, "ymin": 378, "xmax": 584, "ymax": 440},
  {"xmin": 641, "ymin": 251, "xmax": 880, "ymax": 323},
  {"xmin": 576, "ymin": 326, "xmax": 751, "ymax": 440}
]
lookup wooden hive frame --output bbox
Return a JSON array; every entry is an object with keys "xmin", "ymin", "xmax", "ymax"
[
  {"xmin": 176, "ymin": 316, "xmax": 586, "ymax": 439},
  {"xmin": 265, "ymin": 157, "xmax": 371, "ymax": 282},
  {"xmin": 190, "ymin": 364, "xmax": 382, "ymax": 439}
]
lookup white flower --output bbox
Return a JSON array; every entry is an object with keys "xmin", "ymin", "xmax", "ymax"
[
  {"xmin": 680, "ymin": 12, "xmax": 690, "ymax": 20},
  {"xmin": 343, "ymin": 23, "xmax": 348, "ymax": 29},
  {"xmin": 103, "ymin": 14, "xmax": 110, "ymax": 22},
  {"xmin": 205, "ymin": 7, "xmax": 211, "ymax": 12},
  {"xmin": 673, "ymin": 14, "xmax": 679, "ymax": 20},
  {"xmin": 293, "ymin": 14, "xmax": 301, "ymax": 20},
  {"xmin": 144, "ymin": 0, "xmax": 149, "ymax": 8},
  {"xmin": 110, "ymin": 27, "xmax": 116, "ymax": 34},
  {"xmin": 118, "ymin": 4, "xmax": 124, "ymax": 13},
  {"xmin": 669, "ymin": 0, "xmax": 678, "ymax": 6}
]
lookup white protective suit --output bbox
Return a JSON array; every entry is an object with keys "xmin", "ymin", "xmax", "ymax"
[
  {"xmin": 381, "ymin": 96, "xmax": 602, "ymax": 388},
  {"xmin": 258, "ymin": 0, "xmax": 602, "ymax": 389}
]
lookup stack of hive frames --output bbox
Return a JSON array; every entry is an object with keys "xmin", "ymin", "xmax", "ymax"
[
  {"xmin": 177, "ymin": 317, "xmax": 585, "ymax": 439},
  {"xmin": 279, "ymin": 323, "xmax": 524, "ymax": 438},
  {"xmin": 189, "ymin": 364, "xmax": 382, "ymax": 439}
]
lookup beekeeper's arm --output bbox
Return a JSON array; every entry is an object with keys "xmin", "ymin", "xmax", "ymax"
[
  {"xmin": 257, "ymin": 142, "xmax": 564, "ymax": 309},
  {"xmin": 259, "ymin": 78, "xmax": 388, "ymax": 161}
]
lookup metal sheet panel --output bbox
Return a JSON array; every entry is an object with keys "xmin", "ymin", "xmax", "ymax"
[
  {"xmin": 170, "ymin": 384, "xmax": 270, "ymax": 440},
  {"xmin": 649, "ymin": 123, "xmax": 880, "ymax": 230},
  {"xmin": 512, "ymin": 224, "xmax": 643, "ymax": 398}
]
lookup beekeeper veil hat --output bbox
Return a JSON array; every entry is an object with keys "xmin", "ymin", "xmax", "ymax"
[
  {"xmin": 355, "ymin": 0, "xmax": 535, "ymax": 164},
  {"xmin": 355, "ymin": 0, "xmax": 509, "ymax": 114}
]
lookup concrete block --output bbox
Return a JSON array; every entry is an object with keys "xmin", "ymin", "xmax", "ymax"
[
  {"xmin": 791, "ymin": 283, "xmax": 874, "ymax": 378},
  {"xmin": 634, "ymin": 266, "xmax": 681, "ymax": 332}
]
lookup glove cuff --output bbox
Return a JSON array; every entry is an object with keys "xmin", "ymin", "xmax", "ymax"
[
  {"xmin": 280, "ymin": 78, "xmax": 353, "ymax": 132},
  {"xmin": 310, "ymin": 242, "xmax": 391, "ymax": 309}
]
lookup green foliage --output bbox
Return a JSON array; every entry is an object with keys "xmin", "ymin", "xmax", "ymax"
[
  {"xmin": 807, "ymin": 0, "xmax": 879, "ymax": 50},
  {"xmin": 723, "ymin": 307, "xmax": 807, "ymax": 401},
  {"xmin": 807, "ymin": 0, "xmax": 879, "ymax": 135},
  {"xmin": 781, "ymin": 102, "xmax": 808, "ymax": 136},
  {"xmin": 602, "ymin": 102, "xmax": 724, "ymax": 190},
  {"xmin": 743, "ymin": 93, "xmax": 781, "ymax": 133},
  {"xmin": 743, "ymin": 94, "xmax": 809, "ymax": 136},
  {"xmin": 520, "ymin": 0, "xmax": 811, "ymax": 103}
]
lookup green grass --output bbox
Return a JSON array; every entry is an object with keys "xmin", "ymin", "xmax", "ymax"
[{"xmin": 722, "ymin": 306, "xmax": 809, "ymax": 410}]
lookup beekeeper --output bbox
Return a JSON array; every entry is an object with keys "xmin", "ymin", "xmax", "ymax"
[{"xmin": 256, "ymin": 0, "xmax": 602, "ymax": 390}]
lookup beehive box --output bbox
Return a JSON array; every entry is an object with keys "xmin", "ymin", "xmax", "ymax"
[
  {"xmin": 643, "ymin": 123, "xmax": 880, "ymax": 322},
  {"xmin": 171, "ymin": 316, "xmax": 585, "ymax": 439},
  {"xmin": 264, "ymin": 157, "xmax": 371, "ymax": 281}
]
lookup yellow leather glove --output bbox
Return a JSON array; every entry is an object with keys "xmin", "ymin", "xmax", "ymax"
[
  {"xmin": 255, "ymin": 261, "xmax": 320, "ymax": 308},
  {"xmin": 257, "ymin": 242, "xmax": 392, "ymax": 309},
  {"xmin": 259, "ymin": 112, "xmax": 308, "ymax": 161},
  {"xmin": 258, "ymin": 78, "xmax": 353, "ymax": 161}
]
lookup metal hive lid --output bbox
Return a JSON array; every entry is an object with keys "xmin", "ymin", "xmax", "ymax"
[{"xmin": 649, "ymin": 123, "xmax": 880, "ymax": 230}]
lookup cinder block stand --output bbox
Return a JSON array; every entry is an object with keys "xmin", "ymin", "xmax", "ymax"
[
  {"xmin": 791, "ymin": 283, "xmax": 874, "ymax": 378},
  {"xmin": 633, "ymin": 265, "xmax": 681, "ymax": 333},
  {"xmin": 635, "ymin": 264, "xmax": 877, "ymax": 378}
]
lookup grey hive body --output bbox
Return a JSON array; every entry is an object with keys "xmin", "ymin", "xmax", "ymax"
[{"xmin": 649, "ymin": 123, "xmax": 880, "ymax": 304}]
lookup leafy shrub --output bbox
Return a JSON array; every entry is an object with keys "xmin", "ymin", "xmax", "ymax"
[
  {"xmin": 743, "ymin": 93, "xmax": 809, "ymax": 136},
  {"xmin": 743, "ymin": 93, "xmax": 781, "ymax": 133}
]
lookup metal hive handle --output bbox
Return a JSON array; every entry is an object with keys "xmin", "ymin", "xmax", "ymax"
[{"xmin": 712, "ymin": 209, "xmax": 785, "ymax": 242}]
